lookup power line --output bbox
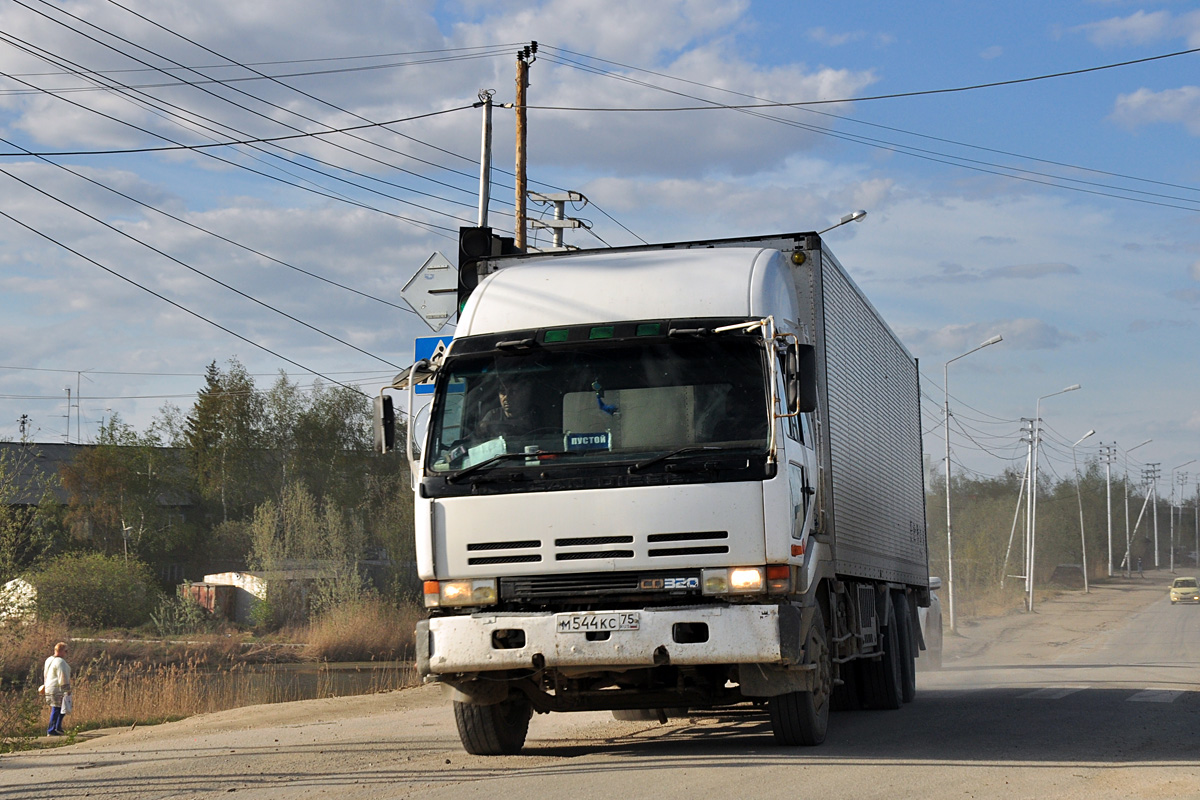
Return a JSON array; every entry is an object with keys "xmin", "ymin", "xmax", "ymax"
[
  {"xmin": 0, "ymin": 208, "xmax": 368, "ymax": 396},
  {"xmin": 539, "ymin": 47, "xmax": 1200, "ymax": 212},
  {"xmin": 1, "ymin": 165, "xmax": 406, "ymax": 369},
  {"xmin": 0, "ymin": 39, "xmax": 459, "ymax": 236},
  {"xmin": 531, "ymin": 45, "xmax": 1200, "ymax": 111},
  {"xmin": 0, "ymin": 18, "xmax": 478, "ymax": 229},
  {"xmin": 0, "ymin": 44, "xmax": 522, "ymax": 92},
  {"xmin": 0, "ymin": 137, "xmax": 421, "ymax": 316},
  {"xmin": 16, "ymin": 0, "xmax": 502, "ymax": 219},
  {"xmin": 543, "ymin": 44, "xmax": 1200, "ymax": 197}
]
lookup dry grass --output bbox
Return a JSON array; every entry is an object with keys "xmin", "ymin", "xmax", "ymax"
[
  {"xmin": 2, "ymin": 601, "xmax": 424, "ymax": 740},
  {"xmin": 302, "ymin": 597, "xmax": 423, "ymax": 662},
  {"xmin": 0, "ymin": 618, "xmax": 70, "ymax": 687},
  {"xmin": 8, "ymin": 655, "xmax": 418, "ymax": 735}
]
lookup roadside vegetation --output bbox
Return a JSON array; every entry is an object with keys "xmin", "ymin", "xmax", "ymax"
[{"xmin": 1, "ymin": 359, "xmax": 422, "ymax": 751}]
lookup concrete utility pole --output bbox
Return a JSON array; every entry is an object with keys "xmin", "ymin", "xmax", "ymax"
[
  {"xmin": 1145, "ymin": 463, "xmax": 1161, "ymax": 568},
  {"xmin": 1072, "ymin": 429, "xmax": 1095, "ymax": 593},
  {"xmin": 1029, "ymin": 384, "xmax": 1081, "ymax": 612},
  {"xmin": 1170, "ymin": 462, "xmax": 1194, "ymax": 573},
  {"xmin": 1000, "ymin": 434, "xmax": 1030, "ymax": 590},
  {"xmin": 1100, "ymin": 444, "xmax": 1117, "ymax": 577},
  {"xmin": 477, "ymin": 89, "xmax": 494, "ymax": 227},
  {"xmin": 514, "ymin": 42, "xmax": 537, "ymax": 250},
  {"xmin": 1123, "ymin": 439, "xmax": 1152, "ymax": 576}
]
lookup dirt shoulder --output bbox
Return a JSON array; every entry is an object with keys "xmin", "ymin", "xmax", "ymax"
[{"xmin": 943, "ymin": 572, "xmax": 1177, "ymax": 667}]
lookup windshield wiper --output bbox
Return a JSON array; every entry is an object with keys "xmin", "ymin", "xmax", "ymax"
[
  {"xmin": 628, "ymin": 445, "xmax": 752, "ymax": 474},
  {"xmin": 446, "ymin": 450, "xmax": 571, "ymax": 483}
]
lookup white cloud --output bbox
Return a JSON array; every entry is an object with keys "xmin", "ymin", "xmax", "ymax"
[
  {"xmin": 1110, "ymin": 86, "xmax": 1200, "ymax": 135},
  {"xmin": 1191, "ymin": 260, "xmax": 1200, "ymax": 282},
  {"xmin": 1076, "ymin": 10, "xmax": 1170, "ymax": 46},
  {"xmin": 899, "ymin": 319, "xmax": 1076, "ymax": 354},
  {"xmin": 1074, "ymin": 9, "xmax": 1200, "ymax": 48},
  {"xmin": 980, "ymin": 46, "xmax": 1003, "ymax": 60}
]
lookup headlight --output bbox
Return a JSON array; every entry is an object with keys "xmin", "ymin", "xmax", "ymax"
[
  {"xmin": 703, "ymin": 566, "xmax": 764, "ymax": 595},
  {"xmin": 424, "ymin": 579, "xmax": 498, "ymax": 608}
]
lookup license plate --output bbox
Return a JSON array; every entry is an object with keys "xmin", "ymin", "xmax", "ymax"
[{"xmin": 556, "ymin": 612, "xmax": 640, "ymax": 633}]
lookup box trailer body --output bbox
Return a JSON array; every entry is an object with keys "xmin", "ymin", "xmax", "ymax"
[{"xmin": 391, "ymin": 231, "xmax": 929, "ymax": 753}]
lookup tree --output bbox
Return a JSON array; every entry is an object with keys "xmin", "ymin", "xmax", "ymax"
[
  {"xmin": 31, "ymin": 552, "xmax": 162, "ymax": 628},
  {"xmin": 0, "ymin": 445, "xmax": 66, "ymax": 585},
  {"xmin": 184, "ymin": 360, "xmax": 267, "ymax": 523},
  {"xmin": 248, "ymin": 483, "xmax": 369, "ymax": 628},
  {"xmin": 59, "ymin": 415, "xmax": 191, "ymax": 565}
]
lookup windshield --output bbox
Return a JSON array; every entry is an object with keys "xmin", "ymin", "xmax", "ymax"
[
  {"xmin": 424, "ymin": 333, "xmax": 769, "ymax": 474},
  {"xmin": 1173, "ymin": 578, "xmax": 1198, "ymax": 588}
]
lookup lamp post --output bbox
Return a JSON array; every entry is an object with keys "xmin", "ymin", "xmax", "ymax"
[
  {"xmin": 1170, "ymin": 460, "xmax": 1195, "ymax": 573},
  {"xmin": 1029, "ymin": 383, "xmax": 1081, "ymax": 612},
  {"xmin": 1072, "ymin": 429, "xmax": 1096, "ymax": 593},
  {"xmin": 943, "ymin": 334, "xmax": 1003, "ymax": 631},
  {"xmin": 817, "ymin": 209, "xmax": 866, "ymax": 235},
  {"xmin": 1123, "ymin": 439, "xmax": 1152, "ymax": 576}
]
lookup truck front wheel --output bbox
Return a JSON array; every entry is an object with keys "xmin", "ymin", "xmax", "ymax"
[
  {"xmin": 767, "ymin": 618, "xmax": 832, "ymax": 746},
  {"xmin": 453, "ymin": 692, "xmax": 532, "ymax": 755}
]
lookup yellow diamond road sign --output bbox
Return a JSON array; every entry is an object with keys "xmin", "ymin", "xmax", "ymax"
[{"xmin": 401, "ymin": 252, "xmax": 457, "ymax": 332}]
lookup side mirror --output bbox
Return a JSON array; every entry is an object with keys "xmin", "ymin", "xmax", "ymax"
[
  {"xmin": 796, "ymin": 345, "xmax": 816, "ymax": 412},
  {"xmin": 373, "ymin": 395, "xmax": 395, "ymax": 454},
  {"xmin": 786, "ymin": 343, "xmax": 817, "ymax": 414}
]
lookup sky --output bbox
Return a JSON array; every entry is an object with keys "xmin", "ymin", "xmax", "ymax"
[{"xmin": 0, "ymin": 0, "xmax": 1198, "ymax": 495}]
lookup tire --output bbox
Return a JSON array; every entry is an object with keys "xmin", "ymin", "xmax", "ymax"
[
  {"xmin": 859, "ymin": 600, "xmax": 903, "ymax": 710},
  {"xmin": 768, "ymin": 617, "xmax": 832, "ymax": 746},
  {"xmin": 893, "ymin": 591, "xmax": 917, "ymax": 703},
  {"xmin": 453, "ymin": 692, "xmax": 532, "ymax": 755}
]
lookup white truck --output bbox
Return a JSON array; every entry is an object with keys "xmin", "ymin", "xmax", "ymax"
[{"xmin": 381, "ymin": 230, "xmax": 931, "ymax": 754}]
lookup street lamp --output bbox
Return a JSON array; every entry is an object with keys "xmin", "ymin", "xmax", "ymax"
[
  {"xmin": 1123, "ymin": 439, "xmax": 1152, "ymax": 576},
  {"xmin": 1072, "ymin": 429, "xmax": 1096, "ymax": 593},
  {"xmin": 943, "ymin": 333, "xmax": 1003, "ymax": 631},
  {"xmin": 1170, "ymin": 460, "xmax": 1196, "ymax": 573},
  {"xmin": 817, "ymin": 209, "xmax": 866, "ymax": 235},
  {"xmin": 1029, "ymin": 383, "xmax": 1081, "ymax": 612}
]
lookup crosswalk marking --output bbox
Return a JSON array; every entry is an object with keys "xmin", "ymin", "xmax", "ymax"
[{"xmin": 1127, "ymin": 689, "xmax": 1183, "ymax": 703}]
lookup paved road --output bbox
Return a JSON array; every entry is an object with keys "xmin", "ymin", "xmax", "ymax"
[{"xmin": 4, "ymin": 578, "xmax": 1198, "ymax": 799}]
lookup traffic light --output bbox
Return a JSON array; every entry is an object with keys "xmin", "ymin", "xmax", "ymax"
[{"xmin": 457, "ymin": 226, "xmax": 517, "ymax": 314}]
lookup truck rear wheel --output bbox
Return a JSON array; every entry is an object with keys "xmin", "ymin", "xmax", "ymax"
[
  {"xmin": 768, "ymin": 618, "xmax": 831, "ymax": 746},
  {"xmin": 453, "ymin": 692, "xmax": 532, "ymax": 755},
  {"xmin": 858, "ymin": 601, "xmax": 903, "ymax": 710},
  {"xmin": 893, "ymin": 591, "xmax": 917, "ymax": 703}
]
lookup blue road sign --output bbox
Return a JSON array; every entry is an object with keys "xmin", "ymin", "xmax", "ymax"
[{"xmin": 413, "ymin": 336, "xmax": 453, "ymax": 394}]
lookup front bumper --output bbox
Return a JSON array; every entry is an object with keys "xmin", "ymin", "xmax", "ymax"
[
  {"xmin": 417, "ymin": 603, "xmax": 796, "ymax": 677},
  {"xmin": 1170, "ymin": 593, "xmax": 1200, "ymax": 603}
]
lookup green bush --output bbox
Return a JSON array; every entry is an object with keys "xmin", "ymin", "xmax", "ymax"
[
  {"xmin": 150, "ymin": 592, "xmax": 212, "ymax": 637},
  {"xmin": 31, "ymin": 553, "xmax": 162, "ymax": 628}
]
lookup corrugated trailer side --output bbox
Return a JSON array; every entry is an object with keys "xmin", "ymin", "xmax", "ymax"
[{"xmin": 796, "ymin": 238, "xmax": 928, "ymax": 587}]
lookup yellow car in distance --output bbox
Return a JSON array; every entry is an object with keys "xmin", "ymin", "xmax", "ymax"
[{"xmin": 1169, "ymin": 577, "xmax": 1200, "ymax": 604}]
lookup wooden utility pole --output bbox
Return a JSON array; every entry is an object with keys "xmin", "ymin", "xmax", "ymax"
[{"xmin": 514, "ymin": 43, "xmax": 536, "ymax": 250}]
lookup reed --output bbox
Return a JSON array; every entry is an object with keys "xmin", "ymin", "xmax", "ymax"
[
  {"xmin": 302, "ymin": 597, "xmax": 422, "ymax": 662},
  {"xmin": 46, "ymin": 656, "xmax": 418, "ymax": 733}
]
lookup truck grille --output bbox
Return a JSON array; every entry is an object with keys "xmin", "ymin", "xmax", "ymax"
[
  {"xmin": 464, "ymin": 530, "xmax": 729, "ymax": 566},
  {"xmin": 501, "ymin": 570, "xmax": 703, "ymax": 601}
]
